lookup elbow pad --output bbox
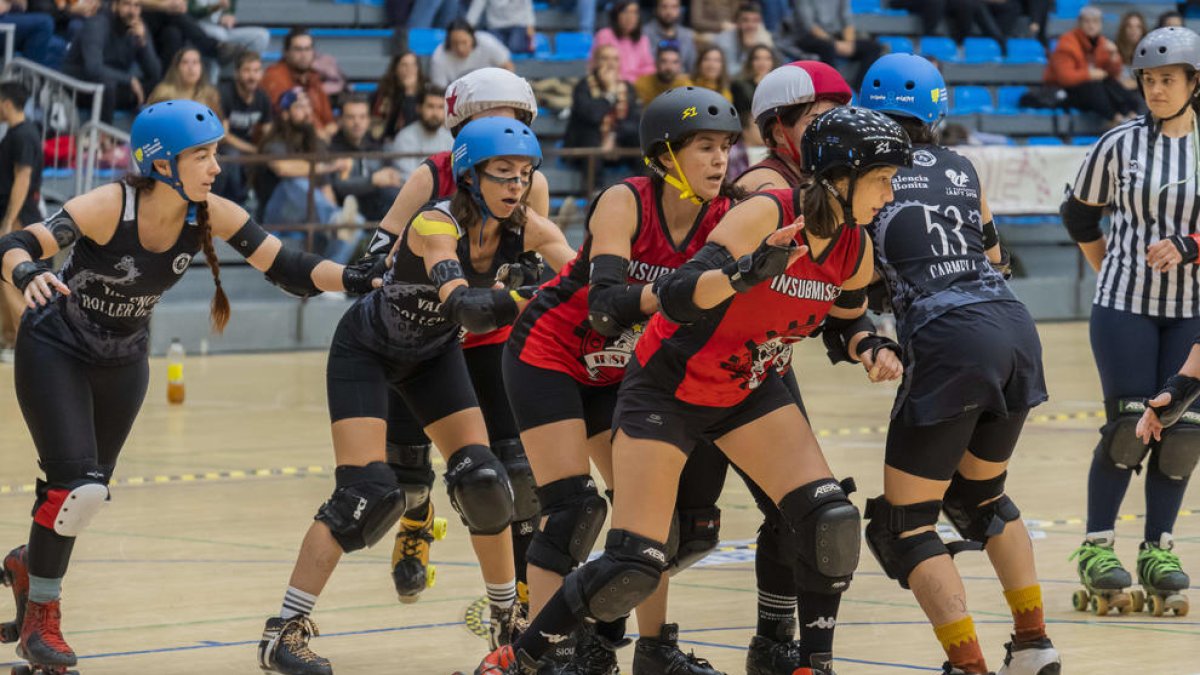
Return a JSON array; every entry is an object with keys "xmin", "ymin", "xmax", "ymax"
[
  {"xmin": 588, "ymin": 254, "xmax": 647, "ymax": 337},
  {"xmin": 1060, "ymin": 198, "xmax": 1104, "ymax": 243},
  {"xmin": 981, "ymin": 220, "xmax": 999, "ymax": 249},
  {"xmin": 654, "ymin": 243, "xmax": 736, "ymax": 325},
  {"xmin": 44, "ymin": 209, "xmax": 81, "ymax": 250},
  {"xmin": 266, "ymin": 246, "xmax": 323, "ymax": 298},
  {"xmin": 440, "ymin": 285, "xmax": 520, "ymax": 333},
  {"xmin": 0, "ymin": 229, "xmax": 44, "ymax": 263}
]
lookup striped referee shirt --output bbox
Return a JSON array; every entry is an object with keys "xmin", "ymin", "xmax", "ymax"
[{"xmin": 1072, "ymin": 116, "xmax": 1200, "ymax": 317}]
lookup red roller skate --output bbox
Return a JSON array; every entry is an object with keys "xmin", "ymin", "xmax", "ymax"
[
  {"xmin": 13, "ymin": 597, "xmax": 78, "ymax": 674},
  {"xmin": 2, "ymin": 545, "xmax": 29, "ymax": 644}
]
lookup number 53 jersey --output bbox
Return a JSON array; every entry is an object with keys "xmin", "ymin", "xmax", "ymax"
[{"xmin": 869, "ymin": 144, "xmax": 1019, "ymax": 344}]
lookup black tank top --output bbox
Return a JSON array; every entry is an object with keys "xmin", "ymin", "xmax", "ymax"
[
  {"xmin": 27, "ymin": 182, "xmax": 202, "ymax": 364},
  {"xmin": 868, "ymin": 145, "xmax": 1018, "ymax": 344},
  {"xmin": 351, "ymin": 200, "xmax": 526, "ymax": 359}
]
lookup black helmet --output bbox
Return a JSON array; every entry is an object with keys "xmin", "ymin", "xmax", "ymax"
[{"xmin": 640, "ymin": 86, "xmax": 741, "ymax": 158}]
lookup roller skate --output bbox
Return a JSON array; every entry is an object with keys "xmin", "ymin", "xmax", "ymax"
[
  {"xmin": 940, "ymin": 665, "xmax": 994, "ymax": 675},
  {"xmin": 257, "ymin": 615, "xmax": 332, "ymax": 675},
  {"xmin": 13, "ymin": 598, "xmax": 77, "ymax": 675},
  {"xmin": 1069, "ymin": 533, "xmax": 1133, "ymax": 615},
  {"xmin": 996, "ymin": 635, "xmax": 1060, "ymax": 675},
  {"xmin": 632, "ymin": 623, "xmax": 724, "ymax": 675},
  {"xmin": 2, "ymin": 545, "xmax": 29, "ymax": 643},
  {"xmin": 561, "ymin": 622, "xmax": 625, "ymax": 675},
  {"xmin": 1131, "ymin": 533, "xmax": 1190, "ymax": 617},
  {"xmin": 745, "ymin": 618, "xmax": 803, "ymax": 675},
  {"xmin": 489, "ymin": 602, "xmax": 528, "ymax": 650},
  {"xmin": 390, "ymin": 505, "xmax": 447, "ymax": 603},
  {"xmin": 473, "ymin": 645, "xmax": 561, "ymax": 674}
]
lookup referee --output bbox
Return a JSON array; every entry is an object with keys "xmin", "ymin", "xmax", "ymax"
[{"xmin": 1062, "ymin": 26, "xmax": 1196, "ymax": 609}]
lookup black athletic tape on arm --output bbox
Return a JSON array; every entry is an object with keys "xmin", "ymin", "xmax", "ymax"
[
  {"xmin": 981, "ymin": 220, "xmax": 999, "ymax": 249},
  {"xmin": 588, "ymin": 254, "xmax": 647, "ymax": 337},
  {"xmin": 44, "ymin": 210, "xmax": 81, "ymax": 250},
  {"xmin": 225, "ymin": 218, "xmax": 269, "ymax": 257},
  {"xmin": 654, "ymin": 243, "xmax": 736, "ymax": 325},
  {"xmin": 0, "ymin": 229, "xmax": 44, "ymax": 264},
  {"xmin": 430, "ymin": 259, "xmax": 466, "ymax": 289},
  {"xmin": 1060, "ymin": 198, "xmax": 1104, "ymax": 243},
  {"xmin": 821, "ymin": 313, "xmax": 876, "ymax": 364},
  {"xmin": 266, "ymin": 246, "xmax": 322, "ymax": 297},
  {"xmin": 834, "ymin": 287, "xmax": 866, "ymax": 311}
]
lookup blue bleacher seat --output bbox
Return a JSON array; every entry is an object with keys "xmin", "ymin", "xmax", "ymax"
[
  {"xmin": 1052, "ymin": 0, "xmax": 1085, "ymax": 19},
  {"xmin": 1027, "ymin": 136, "xmax": 1063, "ymax": 145},
  {"xmin": 878, "ymin": 35, "xmax": 915, "ymax": 55},
  {"xmin": 1006, "ymin": 38, "xmax": 1047, "ymax": 65},
  {"xmin": 996, "ymin": 85, "xmax": 1028, "ymax": 113},
  {"xmin": 1071, "ymin": 135, "xmax": 1100, "ymax": 146},
  {"xmin": 963, "ymin": 37, "xmax": 1002, "ymax": 64},
  {"xmin": 951, "ymin": 85, "xmax": 993, "ymax": 114},
  {"xmin": 408, "ymin": 28, "xmax": 445, "ymax": 56},
  {"xmin": 515, "ymin": 32, "xmax": 552, "ymax": 60},
  {"xmin": 919, "ymin": 36, "xmax": 958, "ymax": 63},
  {"xmin": 553, "ymin": 32, "xmax": 593, "ymax": 60},
  {"xmin": 850, "ymin": 0, "xmax": 882, "ymax": 13}
]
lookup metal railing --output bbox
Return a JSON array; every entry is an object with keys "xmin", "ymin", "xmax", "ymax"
[{"xmin": 0, "ymin": 24, "xmax": 14, "ymax": 68}]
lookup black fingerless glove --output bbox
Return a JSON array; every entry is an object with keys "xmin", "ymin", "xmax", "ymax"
[
  {"xmin": 1149, "ymin": 373, "xmax": 1200, "ymax": 427},
  {"xmin": 496, "ymin": 251, "xmax": 544, "ymax": 289},
  {"xmin": 341, "ymin": 255, "xmax": 388, "ymax": 295},
  {"xmin": 855, "ymin": 334, "xmax": 901, "ymax": 362},
  {"xmin": 10, "ymin": 261, "xmax": 41, "ymax": 292},
  {"xmin": 1167, "ymin": 234, "xmax": 1200, "ymax": 264},
  {"xmin": 723, "ymin": 236, "xmax": 795, "ymax": 293}
]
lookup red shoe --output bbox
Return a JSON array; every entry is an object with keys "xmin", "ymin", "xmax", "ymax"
[
  {"xmin": 19, "ymin": 598, "xmax": 76, "ymax": 667},
  {"xmin": 1, "ymin": 545, "xmax": 29, "ymax": 643},
  {"xmin": 476, "ymin": 645, "xmax": 519, "ymax": 675}
]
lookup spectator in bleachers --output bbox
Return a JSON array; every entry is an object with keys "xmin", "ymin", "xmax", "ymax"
[
  {"xmin": 373, "ymin": 52, "xmax": 427, "ymax": 141},
  {"xmin": 731, "ymin": 43, "xmax": 778, "ymax": 117},
  {"xmin": 982, "ymin": 0, "xmax": 1023, "ymax": 42},
  {"xmin": 890, "ymin": 0, "xmax": 1012, "ymax": 46},
  {"xmin": 592, "ymin": 0, "xmax": 655, "ymax": 83},
  {"xmin": 400, "ymin": 0, "xmax": 460, "ymax": 29},
  {"xmin": 27, "ymin": 0, "xmax": 98, "ymax": 44},
  {"xmin": 148, "ymin": 46, "xmax": 223, "ymax": 113},
  {"xmin": 1158, "ymin": 10, "xmax": 1184, "ymax": 28},
  {"xmin": 643, "ymin": 0, "xmax": 698, "ymax": 70},
  {"xmin": 1116, "ymin": 11, "xmax": 1147, "ymax": 89},
  {"xmin": 793, "ymin": 0, "xmax": 882, "ymax": 88},
  {"xmin": 62, "ymin": 0, "xmax": 161, "ymax": 123},
  {"xmin": 466, "ymin": 0, "xmax": 536, "ymax": 55},
  {"xmin": 1016, "ymin": 0, "xmax": 1051, "ymax": 42},
  {"xmin": 188, "ymin": 0, "xmax": 270, "ymax": 57},
  {"xmin": 634, "ymin": 43, "xmax": 691, "ymax": 105},
  {"xmin": 0, "ymin": 81, "xmax": 41, "ymax": 358},
  {"xmin": 713, "ymin": 2, "xmax": 774, "ymax": 77},
  {"xmin": 1045, "ymin": 6, "xmax": 1140, "ymax": 126},
  {"xmin": 330, "ymin": 93, "xmax": 403, "ymax": 227},
  {"xmin": 139, "ymin": 0, "xmax": 234, "ymax": 68},
  {"xmin": 564, "ymin": 43, "xmax": 641, "ymax": 170},
  {"xmin": 388, "ymin": 85, "xmax": 453, "ymax": 179},
  {"xmin": 429, "ymin": 19, "xmax": 513, "ymax": 88},
  {"xmin": 216, "ymin": 50, "xmax": 270, "ymax": 202},
  {"xmin": 691, "ymin": 45, "xmax": 734, "ymax": 101},
  {"xmin": 0, "ymin": 0, "xmax": 58, "ymax": 67},
  {"xmin": 690, "ymin": 0, "xmax": 737, "ymax": 35},
  {"xmin": 262, "ymin": 28, "xmax": 338, "ymax": 141}
]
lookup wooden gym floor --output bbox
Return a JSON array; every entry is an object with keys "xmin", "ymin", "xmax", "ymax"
[{"xmin": 0, "ymin": 321, "xmax": 1196, "ymax": 674}]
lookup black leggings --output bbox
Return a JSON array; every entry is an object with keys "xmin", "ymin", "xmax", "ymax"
[
  {"xmin": 1065, "ymin": 78, "xmax": 1141, "ymax": 120},
  {"xmin": 14, "ymin": 325, "xmax": 149, "ymax": 578}
]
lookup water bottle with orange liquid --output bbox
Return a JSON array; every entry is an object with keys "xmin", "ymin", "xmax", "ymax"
[{"xmin": 167, "ymin": 338, "xmax": 186, "ymax": 404}]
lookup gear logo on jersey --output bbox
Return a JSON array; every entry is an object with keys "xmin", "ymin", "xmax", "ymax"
[
  {"xmin": 945, "ymin": 169, "xmax": 970, "ymax": 187},
  {"xmin": 912, "ymin": 149, "xmax": 937, "ymax": 167},
  {"xmin": 681, "ymin": 106, "xmax": 697, "ymax": 120},
  {"xmin": 172, "ymin": 253, "xmax": 192, "ymax": 275}
]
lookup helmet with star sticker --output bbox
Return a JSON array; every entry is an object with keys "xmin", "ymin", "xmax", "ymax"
[{"xmin": 444, "ymin": 68, "xmax": 538, "ymax": 136}]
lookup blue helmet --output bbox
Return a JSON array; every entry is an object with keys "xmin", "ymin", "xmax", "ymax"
[
  {"xmin": 131, "ymin": 99, "xmax": 225, "ymax": 201},
  {"xmin": 451, "ymin": 117, "xmax": 543, "ymax": 181},
  {"xmin": 859, "ymin": 54, "xmax": 948, "ymax": 125}
]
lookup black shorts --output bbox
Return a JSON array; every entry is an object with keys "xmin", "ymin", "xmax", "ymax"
[
  {"xmin": 502, "ymin": 344, "xmax": 619, "ymax": 438},
  {"xmin": 326, "ymin": 312, "xmax": 478, "ymax": 425},
  {"xmin": 614, "ymin": 358, "xmax": 795, "ymax": 456},
  {"xmin": 895, "ymin": 301, "xmax": 1047, "ymax": 426},
  {"xmin": 885, "ymin": 408, "xmax": 1030, "ymax": 481}
]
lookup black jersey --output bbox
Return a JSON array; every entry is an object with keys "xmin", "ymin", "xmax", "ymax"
[
  {"xmin": 351, "ymin": 200, "xmax": 526, "ymax": 359},
  {"xmin": 869, "ymin": 145, "xmax": 1018, "ymax": 344},
  {"xmin": 27, "ymin": 182, "xmax": 201, "ymax": 364}
]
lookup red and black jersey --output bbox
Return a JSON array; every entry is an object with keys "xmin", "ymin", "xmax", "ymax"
[
  {"xmin": 738, "ymin": 151, "xmax": 807, "ymax": 190},
  {"xmin": 635, "ymin": 188, "xmax": 866, "ymax": 407},
  {"xmin": 510, "ymin": 176, "xmax": 734, "ymax": 386}
]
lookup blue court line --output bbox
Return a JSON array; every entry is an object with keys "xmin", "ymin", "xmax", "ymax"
[{"xmin": 68, "ymin": 557, "xmax": 481, "ymax": 568}]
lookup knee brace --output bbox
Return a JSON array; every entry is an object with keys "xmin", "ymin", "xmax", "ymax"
[
  {"xmin": 1097, "ymin": 398, "xmax": 1152, "ymax": 472},
  {"xmin": 778, "ymin": 478, "xmax": 862, "ymax": 593},
  {"xmin": 493, "ymin": 438, "xmax": 540, "ymax": 521},
  {"xmin": 562, "ymin": 529, "xmax": 668, "ymax": 623},
  {"xmin": 527, "ymin": 475, "xmax": 608, "ymax": 575},
  {"xmin": 315, "ymin": 462, "xmax": 408, "ymax": 553},
  {"xmin": 864, "ymin": 497, "xmax": 948, "ymax": 590},
  {"xmin": 669, "ymin": 506, "xmax": 721, "ymax": 574},
  {"xmin": 386, "ymin": 442, "xmax": 434, "ymax": 513},
  {"xmin": 942, "ymin": 472, "xmax": 1021, "ymax": 548},
  {"xmin": 1154, "ymin": 415, "xmax": 1200, "ymax": 480},
  {"xmin": 32, "ymin": 469, "xmax": 110, "ymax": 538},
  {"xmin": 443, "ymin": 444, "xmax": 514, "ymax": 535}
]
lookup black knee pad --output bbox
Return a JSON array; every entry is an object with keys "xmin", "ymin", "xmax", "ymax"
[
  {"xmin": 863, "ymin": 497, "xmax": 948, "ymax": 589},
  {"xmin": 386, "ymin": 442, "xmax": 434, "ymax": 512},
  {"xmin": 562, "ymin": 528, "xmax": 668, "ymax": 623},
  {"xmin": 1155, "ymin": 416, "xmax": 1200, "ymax": 480},
  {"xmin": 493, "ymin": 438, "xmax": 540, "ymax": 521},
  {"xmin": 669, "ymin": 506, "xmax": 721, "ymax": 575},
  {"xmin": 444, "ymin": 444, "xmax": 515, "ymax": 535},
  {"xmin": 942, "ymin": 472, "xmax": 1022, "ymax": 547},
  {"xmin": 527, "ymin": 475, "xmax": 608, "ymax": 575},
  {"xmin": 1097, "ymin": 398, "xmax": 1151, "ymax": 471},
  {"xmin": 778, "ymin": 478, "xmax": 862, "ymax": 593},
  {"xmin": 315, "ymin": 462, "xmax": 408, "ymax": 553}
]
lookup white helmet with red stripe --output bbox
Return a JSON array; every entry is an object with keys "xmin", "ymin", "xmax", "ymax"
[
  {"xmin": 444, "ymin": 68, "xmax": 538, "ymax": 134},
  {"xmin": 751, "ymin": 61, "xmax": 853, "ymax": 137}
]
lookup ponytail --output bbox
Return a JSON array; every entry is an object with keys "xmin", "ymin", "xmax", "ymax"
[{"xmin": 195, "ymin": 201, "xmax": 231, "ymax": 333}]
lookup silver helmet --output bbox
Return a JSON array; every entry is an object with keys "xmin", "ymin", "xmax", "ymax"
[{"xmin": 1132, "ymin": 26, "xmax": 1200, "ymax": 74}]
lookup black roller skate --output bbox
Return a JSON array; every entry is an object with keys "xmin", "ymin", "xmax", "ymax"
[
  {"xmin": 258, "ymin": 615, "xmax": 332, "ymax": 675},
  {"xmin": 2, "ymin": 545, "xmax": 29, "ymax": 644},
  {"xmin": 473, "ymin": 645, "xmax": 562, "ymax": 674},
  {"xmin": 1069, "ymin": 533, "xmax": 1133, "ymax": 615},
  {"xmin": 632, "ymin": 623, "xmax": 724, "ymax": 675},
  {"xmin": 745, "ymin": 618, "xmax": 836, "ymax": 675},
  {"xmin": 489, "ymin": 603, "xmax": 528, "ymax": 650},
  {"xmin": 561, "ymin": 622, "xmax": 626, "ymax": 675},
  {"xmin": 390, "ymin": 505, "xmax": 447, "ymax": 603},
  {"xmin": 13, "ymin": 598, "xmax": 77, "ymax": 675},
  {"xmin": 996, "ymin": 635, "xmax": 1060, "ymax": 675},
  {"xmin": 1131, "ymin": 534, "xmax": 1191, "ymax": 617}
]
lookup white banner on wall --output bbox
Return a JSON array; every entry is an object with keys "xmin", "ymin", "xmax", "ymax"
[{"xmin": 954, "ymin": 145, "xmax": 1088, "ymax": 215}]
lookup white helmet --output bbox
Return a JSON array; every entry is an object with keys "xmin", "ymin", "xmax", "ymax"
[
  {"xmin": 751, "ymin": 61, "xmax": 853, "ymax": 136},
  {"xmin": 444, "ymin": 68, "xmax": 538, "ymax": 133}
]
